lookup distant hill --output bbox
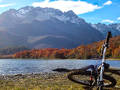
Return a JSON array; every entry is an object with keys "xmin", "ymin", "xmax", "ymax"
[
  {"xmin": 0, "ymin": 46, "xmax": 29, "ymax": 55},
  {"xmin": 0, "ymin": 6, "xmax": 104, "ymax": 49},
  {"xmin": 14, "ymin": 36, "xmax": 120, "ymax": 59}
]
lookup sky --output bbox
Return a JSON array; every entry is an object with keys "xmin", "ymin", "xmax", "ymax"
[{"xmin": 0, "ymin": 0, "xmax": 120, "ymax": 24}]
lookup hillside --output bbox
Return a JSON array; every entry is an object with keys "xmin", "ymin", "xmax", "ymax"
[
  {"xmin": 0, "ymin": 6, "xmax": 104, "ymax": 49},
  {"xmin": 0, "ymin": 46, "xmax": 29, "ymax": 55},
  {"xmin": 14, "ymin": 35, "xmax": 120, "ymax": 59},
  {"xmin": 0, "ymin": 6, "xmax": 120, "ymax": 49}
]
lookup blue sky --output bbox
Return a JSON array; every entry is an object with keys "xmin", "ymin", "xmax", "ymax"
[{"xmin": 0, "ymin": 0, "xmax": 120, "ymax": 24}]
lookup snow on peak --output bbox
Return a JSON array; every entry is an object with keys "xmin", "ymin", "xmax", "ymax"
[
  {"xmin": 7, "ymin": 6, "xmax": 85, "ymax": 24},
  {"xmin": 18, "ymin": 9, "xmax": 29, "ymax": 14},
  {"xmin": 15, "ymin": 6, "xmax": 33, "ymax": 18}
]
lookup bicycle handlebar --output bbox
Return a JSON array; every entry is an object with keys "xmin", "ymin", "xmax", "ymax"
[{"xmin": 105, "ymin": 31, "xmax": 112, "ymax": 48}]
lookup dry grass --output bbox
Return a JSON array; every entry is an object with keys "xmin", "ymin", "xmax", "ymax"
[{"xmin": 0, "ymin": 72, "xmax": 119, "ymax": 90}]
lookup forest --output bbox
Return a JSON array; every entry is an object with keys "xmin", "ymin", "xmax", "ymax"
[{"xmin": 14, "ymin": 36, "xmax": 120, "ymax": 59}]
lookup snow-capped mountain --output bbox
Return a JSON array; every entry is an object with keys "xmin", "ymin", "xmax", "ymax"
[
  {"xmin": 0, "ymin": 6, "xmax": 85, "ymax": 26},
  {"xmin": 109, "ymin": 23, "xmax": 120, "ymax": 31},
  {"xmin": 91, "ymin": 23, "xmax": 120, "ymax": 37},
  {"xmin": 0, "ymin": 6, "xmax": 104, "ymax": 48}
]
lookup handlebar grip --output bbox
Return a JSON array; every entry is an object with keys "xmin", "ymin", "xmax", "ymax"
[{"xmin": 105, "ymin": 31, "xmax": 112, "ymax": 47}]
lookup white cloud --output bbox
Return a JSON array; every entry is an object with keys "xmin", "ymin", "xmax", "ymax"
[
  {"xmin": 102, "ymin": 19, "xmax": 114, "ymax": 23},
  {"xmin": 0, "ymin": 3, "xmax": 15, "ymax": 8},
  {"xmin": 103, "ymin": 0, "xmax": 112, "ymax": 6},
  {"xmin": 117, "ymin": 17, "xmax": 120, "ymax": 20},
  {"xmin": 32, "ymin": 0, "xmax": 102, "ymax": 14}
]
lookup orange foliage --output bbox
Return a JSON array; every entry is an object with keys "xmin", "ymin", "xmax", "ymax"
[{"xmin": 14, "ymin": 36, "xmax": 120, "ymax": 59}]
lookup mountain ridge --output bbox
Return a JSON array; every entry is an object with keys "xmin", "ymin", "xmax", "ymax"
[
  {"xmin": 0, "ymin": 6, "xmax": 119, "ymax": 49},
  {"xmin": 91, "ymin": 23, "xmax": 120, "ymax": 37}
]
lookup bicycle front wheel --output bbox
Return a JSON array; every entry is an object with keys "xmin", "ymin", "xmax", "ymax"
[
  {"xmin": 68, "ymin": 70, "xmax": 116, "ymax": 87},
  {"xmin": 68, "ymin": 70, "xmax": 95, "ymax": 86}
]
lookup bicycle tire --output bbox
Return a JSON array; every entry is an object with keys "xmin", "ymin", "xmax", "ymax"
[
  {"xmin": 68, "ymin": 70, "xmax": 116, "ymax": 87},
  {"xmin": 105, "ymin": 68, "xmax": 120, "ymax": 75}
]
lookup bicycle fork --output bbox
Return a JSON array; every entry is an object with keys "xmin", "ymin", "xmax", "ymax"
[{"xmin": 98, "ymin": 46, "xmax": 107, "ymax": 88}]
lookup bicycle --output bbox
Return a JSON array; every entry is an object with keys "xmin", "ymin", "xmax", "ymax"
[
  {"xmin": 67, "ymin": 32, "xmax": 120, "ymax": 90},
  {"xmin": 53, "ymin": 32, "xmax": 120, "ymax": 90}
]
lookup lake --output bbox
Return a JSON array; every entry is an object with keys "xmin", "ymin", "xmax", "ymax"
[{"xmin": 0, "ymin": 59, "xmax": 120, "ymax": 75}]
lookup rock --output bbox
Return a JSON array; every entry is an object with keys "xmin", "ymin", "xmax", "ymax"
[{"xmin": 53, "ymin": 68, "xmax": 70, "ymax": 72}]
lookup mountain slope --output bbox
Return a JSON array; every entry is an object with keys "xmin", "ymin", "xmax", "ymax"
[{"xmin": 0, "ymin": 6, "xmax": 104, "ymax": 48}]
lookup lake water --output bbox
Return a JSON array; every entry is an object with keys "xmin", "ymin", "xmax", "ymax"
[{"xmin": 0, "ymin": 59, "xmax": 120, "ymax": 75}]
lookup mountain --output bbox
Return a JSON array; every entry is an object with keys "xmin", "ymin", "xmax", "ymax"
[
  {"xmin": 0, "ymin": 6, "xmax": 104, "ymax": 48},
  {"xmin": 91, "ymin": 23, "xmax": 120, "ymax": 37}
]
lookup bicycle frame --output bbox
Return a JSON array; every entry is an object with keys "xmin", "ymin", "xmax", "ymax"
[
  {"xmin": 98, "ymin": 32, "xmax": 112, "ymax": 88},
  {"xmin": 98, "ymin": 45, "xmax": 107, "ymax": 87}
]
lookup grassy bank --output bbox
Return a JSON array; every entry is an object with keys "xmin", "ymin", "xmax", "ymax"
[{"xmin": 0, "ymin": 72, "xmax": 120, "ymax": 90}]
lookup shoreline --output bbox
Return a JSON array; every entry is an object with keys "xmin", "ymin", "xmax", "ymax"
[
  {"xmin": 0, "ymin": 57, "xmax": 120, "ymax": 60},
  {"xmin": 0, "ymin": 54, "xmax": 120, "ymax": 60}
]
